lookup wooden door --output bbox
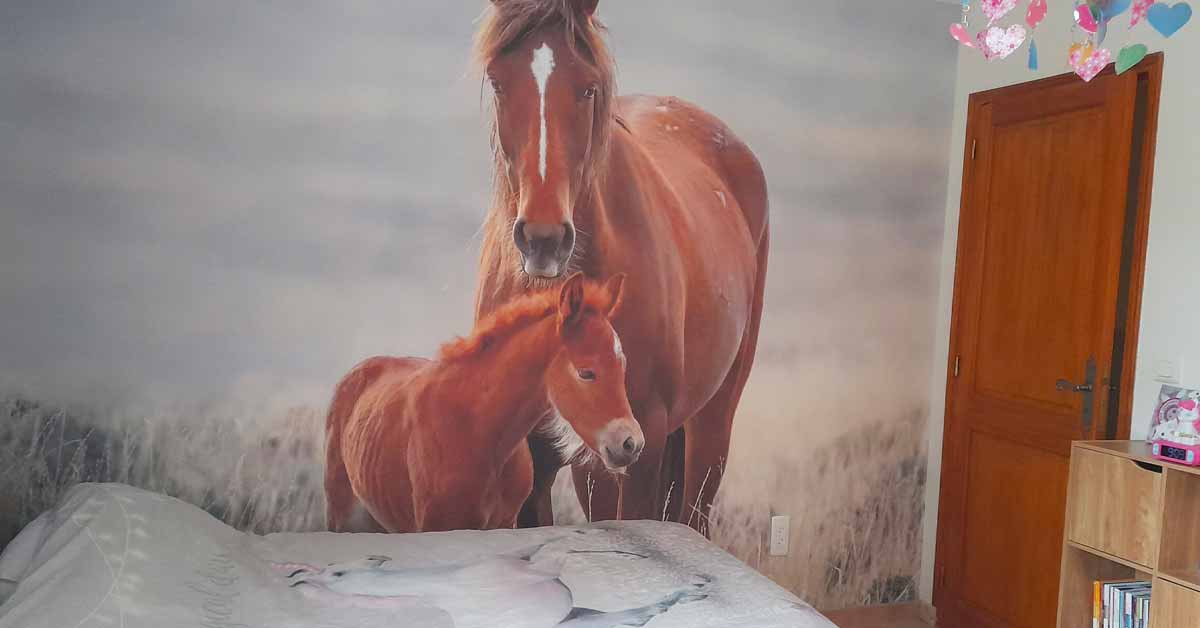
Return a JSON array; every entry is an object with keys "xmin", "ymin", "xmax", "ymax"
[{"xmin": 934, "ymin": 57, "xmax": 1161, "ymax": 628}]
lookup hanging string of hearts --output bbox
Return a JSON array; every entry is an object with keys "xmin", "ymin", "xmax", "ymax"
[{"xmin": 948, "ymin": 0, "xmax": 1192, "ymax": 81}]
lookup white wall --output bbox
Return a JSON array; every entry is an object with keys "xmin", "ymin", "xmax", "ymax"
[{"xmin": 919, "ymin": 8, "xmax": 1200, "ymax": 603}]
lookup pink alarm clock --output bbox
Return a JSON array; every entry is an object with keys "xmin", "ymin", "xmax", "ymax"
[{"xmin": 1152, "ymin": 440, "xmax": 1200, "ymax": 466}]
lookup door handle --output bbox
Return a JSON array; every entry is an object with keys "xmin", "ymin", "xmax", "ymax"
[
  {"xmin": 1055, "ymin": 380, "xmax": 1094, "ymax": 393},
  {"xmin": 1056, "ymin": 357, "xmax": 1097, "ymax": 435}
]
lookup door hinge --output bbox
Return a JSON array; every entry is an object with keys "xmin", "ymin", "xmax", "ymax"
[
  {"xmin": 953, "ymin": 355, "xmax": 961, "ymax": 378},
  {"xmin": 970, "ymin": 139, "xmax": 977, "ymax": 160}
]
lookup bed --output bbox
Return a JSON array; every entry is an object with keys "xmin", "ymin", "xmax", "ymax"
[{"xmin": 0, "ymin": 483, "xmax": 835, "ymax": 627}]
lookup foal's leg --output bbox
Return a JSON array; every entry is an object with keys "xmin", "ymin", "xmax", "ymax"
[{"xmin": 517, "ymin": 435, "xmax": 563, "ymax": 528}]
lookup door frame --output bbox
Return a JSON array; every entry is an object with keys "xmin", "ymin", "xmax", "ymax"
[{"xmin": 932, "ymin": 53, "xmax": 1164, "ymax": 616}]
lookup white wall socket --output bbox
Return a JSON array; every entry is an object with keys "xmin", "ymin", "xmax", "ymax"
[{"xmin": 769, "ymin": 515, "xmax": 790, "ymax": 556}]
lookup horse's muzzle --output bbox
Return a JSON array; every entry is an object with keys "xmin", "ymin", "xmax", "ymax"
[{"xmin": 513, "ymin": 220, "xmax": 575, "ymax": 278}]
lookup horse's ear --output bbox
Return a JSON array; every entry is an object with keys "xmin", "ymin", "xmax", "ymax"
[
  {"xmin": 558, "ymin": 272, "xmax": 587, "ymax": 329},
  {"xmin": 603, "ymin": 273, "xmax": 626, "ymax": 318}
]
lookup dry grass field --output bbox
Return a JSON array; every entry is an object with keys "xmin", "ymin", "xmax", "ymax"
[{"xmin": 1, "ymin": 395, "xmax": 925, "ymax": 609}]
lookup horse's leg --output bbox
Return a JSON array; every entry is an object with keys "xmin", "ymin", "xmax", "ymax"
[
  {"xmin": 658, "ymin": 427, "xmax": 686, "ymax": 523},
  {"xmin": 572, "ymin": 395, "xmax": 669, "ymax": 521},
  {"xmin": 680, "ymin": 391, "xmax": 735, "ymax": 536},
  {"xmin": 681, "ymin": 228, "xmax": 768, "ymax": 536}
]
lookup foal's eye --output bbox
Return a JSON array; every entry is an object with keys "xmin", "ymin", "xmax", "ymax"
[
  {"xmin": 582, "ymin": 85, "xmax": 597, "ymax": 99},
  {"xmin": 332, "ymin": 571, "xmax": 346, "ymax": 577},
  {"xmin": 577, "ymin": 369, "xmax": 596, "ymax": 381},
  {"xmin": 490, "ymin": 79, "xmax": 503, "ymax": 95}
]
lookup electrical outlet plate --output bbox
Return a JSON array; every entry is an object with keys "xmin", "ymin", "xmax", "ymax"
[{"xmin": 769, "ymin": 515, "xmax": 790, "ymax": 556}]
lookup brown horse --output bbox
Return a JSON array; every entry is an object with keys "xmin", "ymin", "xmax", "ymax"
[
  {"xmin": 324, "ymin": 272, "xmax": 643, "ymax": 532},
  {"xmin": 472, "ymin": 0, "xmax": 769, "ymax": 533}
]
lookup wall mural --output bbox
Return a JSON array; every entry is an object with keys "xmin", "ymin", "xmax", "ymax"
[{"xmin": 0, "ymin": 0, "xmax": 953, "ymax": 609}]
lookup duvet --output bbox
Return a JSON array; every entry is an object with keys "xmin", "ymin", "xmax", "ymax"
[{"xmin": 0, "ymin": 484, "xmax": 835, "ymax": 627}]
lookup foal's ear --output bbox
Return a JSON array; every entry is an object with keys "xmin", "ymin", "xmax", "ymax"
[
  {"xmin": 603, "ymin": 273, "xmax": 626, "ymax": 318},
  {"xmin": 558, "ymin": 272, "xmax": 587, "ymax": 329}
]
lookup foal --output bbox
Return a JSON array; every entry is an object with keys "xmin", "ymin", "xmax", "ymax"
[{"xmin": 325, "ymin": 272, "xmax": 643, "ymax": 532}]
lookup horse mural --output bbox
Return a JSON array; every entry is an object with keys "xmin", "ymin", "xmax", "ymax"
[
  {"xmin": 325, "ymin": 273, "xmax": 642, "ymax": 532},
  {"xmin": 472, "ymin": 0, "xmax": 769, "ymax": 532}
]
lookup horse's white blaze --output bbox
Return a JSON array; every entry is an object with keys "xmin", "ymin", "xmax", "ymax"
[{"xmin": 531, "ymin": 43, "xmax": 555, "ymax": 182}]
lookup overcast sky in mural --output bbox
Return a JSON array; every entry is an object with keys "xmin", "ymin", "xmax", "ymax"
[{"xmin": 0, "ymin": 1, "xmax": 956, "ymax": 415}]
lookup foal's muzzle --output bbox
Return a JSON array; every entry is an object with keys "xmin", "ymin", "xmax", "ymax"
[
  {"xmin": 513, "ymin": 220, "xmax": 575, "ymax": 279},
  {"xmin": 598, "ymin": 418, "xmax": 645, "ymax": 470}
]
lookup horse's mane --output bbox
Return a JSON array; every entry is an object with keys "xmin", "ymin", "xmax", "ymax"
[
  {"xmin": 472, "ymin": 0, "xmax": 617, "ymax": 285},
  {"xmin": 439, "ymin": 279, "xmax": 611, "ymax": 363}
]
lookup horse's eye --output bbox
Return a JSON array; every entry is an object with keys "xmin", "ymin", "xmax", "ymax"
[
  {"xmin": 582, "ymin": 85, "xmax": 597, "ymax": 99},
  {"xmin": 490, "ymin": 79, "xmax": 503, "ymax": 95},
  {"xmin": 577, "ymin": 369, "xmax": 596, "ymax": 381},
  {"xmin": 332, "ymin": 571, "xmax": 346, "ymax": 577}
]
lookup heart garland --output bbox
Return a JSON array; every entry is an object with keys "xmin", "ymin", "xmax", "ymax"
[
  {"xmin": 1025, "ymin": 0, "xmax": 1048, "ymax": 69},
  {"xmin": 1147, "ymin": 2, "xmax": 1193, "ymax": 37},
  {"xmin": 1069, "ymin": 42, "xmax": 1113, "ymax": 81},
  {"xmin": 949, "ymin": 0, "xmax": 1192, "ymax": 81},
  {"xmin": 1027, "ymin": 0, "xmax": 1049, "ymax": 27},
  {"xmin": 1116, "ymin": 43, "xmax": 1149, "ymax": 72},
  {"xmin": 950, "ymin": 22, "xmax": 977, "ymax": 47},
  {"xmin": 1131, "ymin": 0, "xmax": 1155, "ymax": 26},
  {"xmin": 979, "ymin": 24, "xmax": 1029, "ymax": 59},
  {"xmin": 1075, "ymin": 3, "xmax": 1102, "ymax": 32},
  {"xmin": 981, "ymin": 0, "xmax": 1020, "ymax": 23}
]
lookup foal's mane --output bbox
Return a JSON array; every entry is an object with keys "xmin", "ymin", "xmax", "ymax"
[
  {"xmin": 439, "ymin": 279, "xmax": 610, "ymax": 363},
  {"xmin": 472, "ymin": 0, "xmax": 618, "ymax": 285}
]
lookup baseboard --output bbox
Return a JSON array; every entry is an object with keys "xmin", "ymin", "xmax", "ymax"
[
  {"xmin": 916, "ymin": 601, "xmax": 937, "ymax": 624},
  {"xmin": 821, "ymin": 601, "xmax": 935, "ymax": 625}
]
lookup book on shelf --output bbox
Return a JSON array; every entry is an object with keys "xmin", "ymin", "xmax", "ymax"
[{"xmin": 1094, "ymin": 578, "xmax": 1151, "ymax": 628}]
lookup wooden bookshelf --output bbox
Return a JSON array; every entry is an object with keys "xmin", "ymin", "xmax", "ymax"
[{"xmin": 1057, "ymin": 440, "xmax": 1200, "ymax": 627}]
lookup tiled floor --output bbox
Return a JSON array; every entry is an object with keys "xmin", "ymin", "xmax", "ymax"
[{"xmin": 822, "ymin": 603, "xmax": 934, "ymax": 628}]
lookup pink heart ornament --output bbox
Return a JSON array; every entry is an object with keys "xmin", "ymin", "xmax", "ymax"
[
  {"xmin": 950, "ymin": 22, "xmax": 977, "ymax": 47},
  {"xmin": 1132, "ymin": 0, "xmax": 1154, "ymax": 26},
  {"xmin": 1069, "ymin": 43, "xmax": 1113, "ymax": 82},
  {"xmin": 977, "ymin": 25, "xmax": 1028, "ymax": 60},
  {"xmin": 1027, "ymin": 0, "xmax": 1049, "ymax": 29},
  {"xmin": 1075, "ymin": 2, "xmax": 1101, "ymax": 33},
  {"xmin": 981, "ymin": 0, "xmax": 1019, "ymax": 24}
]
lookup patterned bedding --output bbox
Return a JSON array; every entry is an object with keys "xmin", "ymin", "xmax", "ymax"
[{"xmin": 0, "ymin": 483, "xmax": 834, "ymax": 627}]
